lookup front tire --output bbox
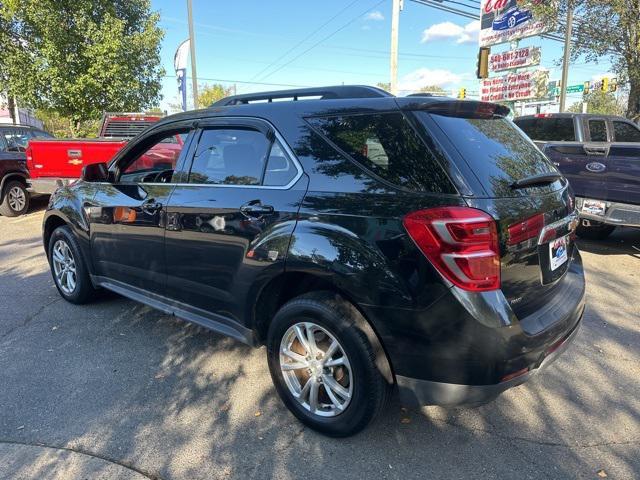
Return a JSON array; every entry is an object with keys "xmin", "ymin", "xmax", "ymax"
[
  {"xmin": 0, "ymin": 180, "xmax": 30, "ymax": 217},
  {"xmin": 267, "ymin": 291, "xmax": 391, "ymax": 437},
  {"xmin": 48, "ymin": 225, "xmax": 96, "ymax": 304}
]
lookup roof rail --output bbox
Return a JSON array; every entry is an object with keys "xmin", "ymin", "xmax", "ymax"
[{"xmin": 211, "ymin": 85, "xmax": 392, "ymax": 107}]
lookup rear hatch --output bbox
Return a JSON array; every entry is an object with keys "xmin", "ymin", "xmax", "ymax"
[{"xmin": 409, "ymin": 101, "xmax": 577, "ymax": 320}]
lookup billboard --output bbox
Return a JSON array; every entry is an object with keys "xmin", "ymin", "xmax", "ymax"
[
  {"xmin": 490, "ymin": 46, "xmax": 541, "ymax": 72},
  {"xmin": 480, "ymin": 0, "xmax": 552, "ymax": 47},
  {"xmin": 480, "ymin": 70, "xmax": 550, "ymax": 102}
]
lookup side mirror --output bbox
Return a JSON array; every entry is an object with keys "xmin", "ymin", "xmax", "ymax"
[{"xmin": 81, "ymin": 162, "xmax": 109, "ymax": 182}]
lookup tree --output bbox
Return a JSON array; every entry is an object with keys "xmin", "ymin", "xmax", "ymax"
[
  {"xmin": 531, "ymin": 1, "xmax": 640, "ymax": 120},
  {"xmin": 198, "ymin": 84, "xmax": 234, "ymax": 108},
  {"xmin": 568, "ymin": 91, "xmax": 624, "ymax": 115},
  {"xmin": 0, "ymin": 0, "xmax": 164, "ymax": 136},
  {"xmin": 376, "ymin": 82, "xmax": 391, "ymax": 92}
]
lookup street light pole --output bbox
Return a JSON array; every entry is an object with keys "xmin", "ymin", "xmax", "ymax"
[
  {"xmin": 390, "ymin": 0, "xmax": 403, "ymax": 95},
  {"xmin": 559, "ymin": 4, "xmax": 573, "ymax": 112},
  {"xmin": 187, "ymin": 0, "xmax": 199, "ymax": 109}
]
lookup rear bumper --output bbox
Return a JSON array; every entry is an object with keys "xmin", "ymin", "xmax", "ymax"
[
  {"xmin": 577, "ymin": 196, "xmax": 640, "ymax": 227},
  {"xmin": 362, "ymin": 250, "xmax": 586, "ymax": 408},
  {"xmin": 27, "ymin": 178, "xmax": 76, "ymax": 195},
  {"xmin": 397, "ymin": 316, "xmax": 582, "ymax": 407}
]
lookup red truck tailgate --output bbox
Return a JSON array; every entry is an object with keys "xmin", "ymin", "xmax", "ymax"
[{"xmin": 27, "ymin": 139, "xmax": 127, "ymax": 179}]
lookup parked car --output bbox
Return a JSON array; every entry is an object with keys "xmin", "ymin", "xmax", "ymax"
[
  {"xmin": 43, "ymin": 86, "xmax": 585, "ymax": 436},
  {"xmin": 26, "ymin": 112, "xmax": 163, "ymax": 197},
  {"xmin": 515, "ymin": 113, "xmax": 640, "ymax": 239},
  {"xmin": 492, "ymin": 7, "xmax": 532, "ymax": 31},
  {"xmin": 0, "ymin": 124, "xmax": 53, "ymax": 216}
]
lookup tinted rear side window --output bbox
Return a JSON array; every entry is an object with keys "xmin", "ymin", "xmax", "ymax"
[
  {"xmin": 426, "ymin": 113, "xmax": 559, "ymax": 197},
  {"xmin": 514, "ymin": 117, "xmax": 576, "ymax": 141},
  {"xmin": 306, "ymin": 112, "xmax": 454, "ymax": 193}
]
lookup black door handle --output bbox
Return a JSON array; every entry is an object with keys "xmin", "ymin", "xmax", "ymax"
[{"xmin": 240, "ymin": 200, "xmax": 274, "ymax": 218}]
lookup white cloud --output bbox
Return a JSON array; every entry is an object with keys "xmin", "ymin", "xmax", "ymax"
[
  {"xmin": 365, "ymin": 10, "xmax": 384, "ymax": 21},
  {"xmin": 398, "ymin": 68, "xmax": 462, "ymax": 92},
  {"xmin": 421, "ymin": 20, "xmax": 480, "ymax": 45}
]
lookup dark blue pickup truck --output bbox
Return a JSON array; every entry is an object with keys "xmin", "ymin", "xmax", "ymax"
[{"xmin": 515, "ymin": 113, "xmax": 640, "ymax": 239}]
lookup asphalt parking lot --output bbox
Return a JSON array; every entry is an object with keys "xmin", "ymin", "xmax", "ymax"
[{"xmin": 0, "ymin": 200, "xmax": 638, "ymax": 480}]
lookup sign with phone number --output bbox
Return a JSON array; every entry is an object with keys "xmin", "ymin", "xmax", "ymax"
[{"xmin": 490, "ymin": 46, "xmax": 541, "ymax": 72}]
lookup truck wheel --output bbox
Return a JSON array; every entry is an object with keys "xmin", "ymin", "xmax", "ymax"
[
  {"xmin": 48, "ymin": 225, "xmax": 96, "ymax": 304},
  {"xmin": 0, "ymin": 180, "xmax": 30, "ymax": 217},
  {"xmin": 266, "ymin": 291, "xmax": 391, "ymax": 437},
  {"xmin": 576, "ymin": 223, "xmax": 616, "ymax": 240}
]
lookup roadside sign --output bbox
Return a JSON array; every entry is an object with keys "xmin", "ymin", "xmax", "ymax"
[
  {"xmin": 479, "ymin": 0, "xmax": 555, "ymax": 47},
  {"xmin": 566, "ymin": 84, "xmax": 584, "ymax": 94},
  {"xmin": 480, "ymin": 70, "xmax": 550, "ymax": 102},
  {"xmin": 490, "ymin": 46, "xmax": 541, "ymax": 72}
]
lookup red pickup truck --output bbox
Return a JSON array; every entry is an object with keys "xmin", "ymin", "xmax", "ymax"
[{"xmin": 26, "ymin": 113, "xmax": 164, "ymax": 195}]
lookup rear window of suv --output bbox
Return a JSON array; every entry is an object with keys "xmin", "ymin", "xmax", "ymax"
[
  {"xmin": 306, "ymin": 112, "xmax": 454, "ymax": 193},
  {"xmin": 514, "ymin": 117, "xmax": 576, "ymax": 141},
  {"xmin": 425, "ymin": 113, "xmax": 560, "ymax": 197}
]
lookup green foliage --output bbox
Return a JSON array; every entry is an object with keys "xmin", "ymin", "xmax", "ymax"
[
  {"xmin": 568, "ymin": 91, "xmax": 624, "ymax": 116},
  {"xmin": 376, "ymin": 82, "xmax": 391, "ymax": 92},
  {"xmin": 0, "ymin": 0, "xmax": 164, "ymax": 135},
  {"xmin": 418, "ymin": 85, "xmax": 447, "ymax": 94},
  {"xmin": 198, "ymin": 84, "xmax": 234, "ymax": 108},
  {"xmin": 530, "ymin": 1, "xmax": 640, "ymax": 119},
  {"xmin": 36, "ymin": 110, "xmax": 100, "ymax": 138}
]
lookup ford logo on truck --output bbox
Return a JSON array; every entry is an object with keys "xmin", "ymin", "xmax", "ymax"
[{"xmin": 586, "ymin": 162, "xmax": 606, "ymax": 173}]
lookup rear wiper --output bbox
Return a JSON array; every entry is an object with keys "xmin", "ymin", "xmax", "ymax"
[{"xmin": 511, "ymin": 172, "xmax": 563, "ymax": 189}]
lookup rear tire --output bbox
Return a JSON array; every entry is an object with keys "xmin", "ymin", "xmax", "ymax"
[
  {"xmin": 266, "ymin": 291, "xmax": 391, "ymax": 437},
  {"xmin": 576, "ymin": 223, "xmax": 615, "ymax": 240},
  {"xmin": 48, "ymin": 225, "xmax": 97, "ymax": 304},
  {"xmin": 0, "ymin": 180, "xmax": 30, "ymax": 217}
]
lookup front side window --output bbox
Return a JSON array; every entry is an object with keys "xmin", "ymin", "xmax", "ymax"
[
  {"xmin": 613, "ymin": 121, "xmax": 640, "ymax": 142},
  {"xmin": 120, "ymin": 129, "xmax": 190, "ymax": 183},
  {"xmin": 188, "ymin": 128, "xmax": 271, "ymax": 186},
  {"xmin": 589, "ymin": 120, "xmax": 608, "ymax": 142},
  {"xmin": 1, "ymin": 128, "xmax": 30, "ymax": 151},
  {"xmin": 306, "ymin": 112, "xmax": 453, "ymax": 193}
]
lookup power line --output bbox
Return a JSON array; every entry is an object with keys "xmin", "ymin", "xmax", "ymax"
[
  {"xmin": 258, "ymin": 0, "xmax": 388, "ymax": 82},
  {"xmin": 249, "ymin": 0, "xmax": 361, "ymax": 81},
  {"xmin": 163, "ymin": 74, "xmax": 313, "ymax": 88}
]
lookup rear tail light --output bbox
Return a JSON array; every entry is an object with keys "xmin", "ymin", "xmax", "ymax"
[{"xmin": 403, "ymin": 207, "xmax": 500, "ymax": 292}]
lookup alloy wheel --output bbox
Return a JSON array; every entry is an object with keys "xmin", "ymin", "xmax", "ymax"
[
  {"xmin": 52, "ymin": 239, "xmax": 77, "ymax": 295},
  {"xmin": 8, "ymin": 186, "xmax": 26, "ymax": 212},
  {"xmin": 279, "ymin": 322, "xmax": 353, "ymax": 417}
]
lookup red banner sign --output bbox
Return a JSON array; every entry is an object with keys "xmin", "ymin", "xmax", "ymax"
[{"xmin": 480, "ymin": 70, "xmax": 549, "ymax": 102}]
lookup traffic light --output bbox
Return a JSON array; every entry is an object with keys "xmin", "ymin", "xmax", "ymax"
[
  {"xmin": 601, "ymin": 77, "xmax": 609, "ymax": 92},
  {"xmin": 610, "ymin": 78, "xmax": 618, "ymax": 92},
  {"xmin": 458, "ymin": 88, "xmax": 467, "ymax": 99},
  {"xmin": 583, "ymin": 81, "xmax": 590, "ymax": 95},
  {"xmin": 476, "ymin": 47, "xmax": 490, "ymax": 79}
]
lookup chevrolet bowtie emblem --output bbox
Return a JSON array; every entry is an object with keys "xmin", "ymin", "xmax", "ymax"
[{"xmin": 68, "ymin": 159, "xmax": 83, "ymax": 165}]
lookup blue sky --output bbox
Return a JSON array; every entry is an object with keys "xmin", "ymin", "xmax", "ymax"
[{"xmin": 151, "ymin": 0, "xmax": 613, "ymax": 111}]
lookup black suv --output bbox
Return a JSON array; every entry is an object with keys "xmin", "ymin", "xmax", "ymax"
[
  {"xmin": 43, "ymin": 86, "xmax": 585, "ymax": 436},
  {"xmin": 0, "ymin": 124, "xmax": 53, "ymax": 216}
]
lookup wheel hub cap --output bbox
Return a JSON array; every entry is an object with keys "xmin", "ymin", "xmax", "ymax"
[{"xmin": 52, "ymin": 239, "xmax": 77, "ymax": 295}]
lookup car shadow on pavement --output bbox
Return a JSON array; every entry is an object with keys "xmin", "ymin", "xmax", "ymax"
[{"xmin": 577, "ymin": 227, "xmax": 640, "ymax": 257}]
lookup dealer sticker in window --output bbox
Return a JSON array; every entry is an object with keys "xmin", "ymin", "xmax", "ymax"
[
  {"xmin": 549, "ymin": 235, "xmax": 569, "ymax": 271},
  {"xmin": 582, "ymin": 199, "xmax": 606, "ymax": 216}
]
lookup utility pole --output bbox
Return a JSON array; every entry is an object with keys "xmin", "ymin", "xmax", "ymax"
[
  {"xmin": 187, "ymin": 0, "xmax": 199, "ymax": 109},
  {"xmin": 559, "ymin": 4, "xmax": 573, "ymax": 112},
  {"xmin": 390, "ymin": 0, "xmax": 403, "ymax": 95}
]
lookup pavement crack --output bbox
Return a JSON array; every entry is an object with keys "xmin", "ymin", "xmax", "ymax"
[
  {"xmin": 0, "ymin": 439, "xmax": 162, "ymax": 480},
  {"xmin": 0, "ymin": 297, "xmax": 62, "ymax": 340}
]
